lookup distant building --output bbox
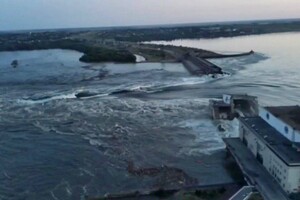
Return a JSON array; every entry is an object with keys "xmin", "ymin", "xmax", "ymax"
[{"xmin": 239, "ymin": 106, "xmax": 300, "ymax": 194}]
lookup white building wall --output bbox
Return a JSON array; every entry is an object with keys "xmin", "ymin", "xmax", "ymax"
[
  {"xmin": 295, "ymin": 130, "xmax": 300, "ymax": 143},
  {"xmin": 287, "ymin": 167, "xmax": 300, "ymax": 193},
  {"xmin": 240, "ymin": 122, "xmax": 300, "ymax": 194},
  {"xmin": 267, "ymin": 150, "xmax": 290, "ymax": 192},
  {"xmin": 267, "ymin": 152, "xmax": 300, "ymax": 193},
  {"xmin": 259, "ymin": 107, "xmax": 300, "ymax": 142}
]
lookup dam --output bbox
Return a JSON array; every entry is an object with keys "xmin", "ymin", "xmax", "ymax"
[
  {"xmin": 180, "ymin": 52, "xmax": 223, "ymax": 75},
  {"xmin": 177, "ymin": 50, "xmax": 254, "ymax": 76}
]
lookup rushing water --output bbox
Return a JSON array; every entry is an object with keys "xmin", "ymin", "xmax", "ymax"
[{"xmin": 0, "ymin": 32, "xmax": 300, "ymax": 199}]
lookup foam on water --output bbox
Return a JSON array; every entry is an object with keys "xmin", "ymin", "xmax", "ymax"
[
  {"xmin": 177, "ymin": 117, "xmax": 240, "ymax": 156},
  {"xmin": 13, "ymin": 72, "xmax": 224, "ymax": 104},
  {"xmin": 18, "ymin": 93, "xmax": 77, "ymax": 104},
  {"xmin": 110, "ymin": 74, "xmax": 229, "ymax": 95},
  {"xmin": 217, "ymin": 118, "xmax": 240, "ymax": 138},
  {"xmin": 178, "ymin": 119, "xmax": 225, "ymax": 155},
  {"xmin": 134, "ymin": 54, "xmax": 146, "ymax": 63}
]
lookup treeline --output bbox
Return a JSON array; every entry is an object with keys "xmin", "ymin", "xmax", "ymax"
[
  {"xmin": 0, "ymin": 39, "xmax": 136, "ymax": 63},
  {"xmin": 79, "ymin": 48, "xmax": 136, "ymax": 63},
  {"xmin": 103, "ymin": 20, "xmax": 300, "ymax": 42}
]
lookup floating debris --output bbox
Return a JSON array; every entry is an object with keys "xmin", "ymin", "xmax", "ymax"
[
  {"xmin": 127, "ymin": 161, "xmax": 198, "ymax": 188},
  {"xmin": 11, "ymin": 60, "xmax": 18, "ymax": 68}
]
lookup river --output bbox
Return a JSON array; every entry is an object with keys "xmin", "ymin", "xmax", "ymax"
[
  {"xmin": 147, "ymin": 32, "xmax": 300, "ymax": 105},
  {"xmin": 0, "ymin": 32, "xmax": 299, "ymax": 199}
]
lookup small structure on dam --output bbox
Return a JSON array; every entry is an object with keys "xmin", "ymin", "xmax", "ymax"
[{"xmin": 209, "ymin": 94, "xmax": 259, "ymax": 120}]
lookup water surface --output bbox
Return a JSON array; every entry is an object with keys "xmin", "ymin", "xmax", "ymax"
[
  {"xmin": 148, "ymin": 32, "xmax": 300, "ymax": 105},
  {"xmin": 1, "ymin": 32, "xmax": 300, "ymax": 199}
]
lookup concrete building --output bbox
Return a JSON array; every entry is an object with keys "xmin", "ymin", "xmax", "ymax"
[
  {"xmin": 259, "ymin": 106, "xmax": 300, "ymax": 143},
  {"xmin": 239, "ymin": 106, "xmax": 300, "ymax": 194},
  {"xmin": 209, "ymin": 94, "xmax": 258, "ymax": 120}
]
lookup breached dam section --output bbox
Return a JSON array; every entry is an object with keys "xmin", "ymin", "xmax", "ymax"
[{"xmin": 181, "ymin": 53, "xmax": 223, "ymax": 75}]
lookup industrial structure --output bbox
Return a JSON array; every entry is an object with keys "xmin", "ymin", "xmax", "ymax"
[
  {"xmin": 210, "ymin": 94, "xmax": 300, "ymax": 199},
  {"xmin": 209, "ymin": 94, "xmax": 259, "ymax": 120},
  {"xmin": 239, "ymin": 106, "xmax": 300, "ymax": 194},
  {"xmin": 222, "ymin": 100, "xmax": 300, "ymax": 199}
]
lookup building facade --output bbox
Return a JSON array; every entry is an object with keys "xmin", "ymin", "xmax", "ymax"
[
  {"xmin": 239, "ymin": 106, "xmax": 300, "ymax": 194},
  {"xmin": 259, "ymin": 106, "xmax": 300, "ymax": 143}
]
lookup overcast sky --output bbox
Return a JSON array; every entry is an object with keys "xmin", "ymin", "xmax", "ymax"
[{"xmin": 1, "ymin": 0, "xmax": 300, "ymax": 31}]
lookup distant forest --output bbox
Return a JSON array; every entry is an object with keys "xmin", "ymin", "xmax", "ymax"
[
  {"xmin": 100, "ymin": 20, "xmax": 300, "ymax": 42},
  {"xmin": 0, "ymin": 39, "xmax": 136, "ymax": 63},
  {"xmin": 1, "ymin": 19, "xmax": 300, "ymax": 63}
]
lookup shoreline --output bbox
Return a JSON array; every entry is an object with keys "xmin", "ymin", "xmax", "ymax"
[
  {"xmin": 1, "ymin": 44, "xmax": 253, "ymax": 77},
  {"xmin": 0, "ymin": 28, "xmax": 255, "ymax": 75}
]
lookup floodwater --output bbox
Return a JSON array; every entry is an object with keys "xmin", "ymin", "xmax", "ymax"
[{"xmin": 0, "ymin": 32, "xmax": 300, "ymax": 199}]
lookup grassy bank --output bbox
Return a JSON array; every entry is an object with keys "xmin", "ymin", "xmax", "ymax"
[{"xmin": 0, "ymin": 39, "xmax": 136, "ymax": 63}]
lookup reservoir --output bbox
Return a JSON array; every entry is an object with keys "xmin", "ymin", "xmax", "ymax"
[{"xmin": 148, "ymin": 32, "xmax": 300, "ymax": 105}]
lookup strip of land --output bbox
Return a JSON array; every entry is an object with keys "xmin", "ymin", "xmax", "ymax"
[{"xmin": 2, "ymin": 19, "xmax": 296, "ymax": 73}]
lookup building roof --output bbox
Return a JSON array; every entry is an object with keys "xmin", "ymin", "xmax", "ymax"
[
  {"xmin": 265, "ymin": 106, "xmax": 300, "ymax": 131},
  {"xmin": 240, "ymin": 117, "xmax": 300, "ymax": 166},
  {"xmin": 210, "ymin": 100, "xmax": 230, "ymax": 107},
  {"xmin": 225, "ymin": 94, "xmax": 258, "ymax": 100}
]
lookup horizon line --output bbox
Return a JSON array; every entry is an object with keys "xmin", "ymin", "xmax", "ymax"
[{"xmin": 1, "ymin": 17, "xmax": 300, "ymax": 33}]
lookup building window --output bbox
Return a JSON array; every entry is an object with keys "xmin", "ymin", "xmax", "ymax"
[
  {"xmin": 242, "ymin": 127, "xmax": 246, "ymax": 135},
  {"xmin": 266, "ymin": 113, "xmax": 270, "ymax": 120},
  {"xmin": 284, "ymin": 126, "xmax": 289, "ymax": 134}
]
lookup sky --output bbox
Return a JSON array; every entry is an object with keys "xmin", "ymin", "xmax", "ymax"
[{"xmin": 1, "ymin": 0, "xmax": 300, "ymax": 31}]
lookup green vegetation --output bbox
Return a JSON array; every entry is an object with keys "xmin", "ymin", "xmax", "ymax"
[
  {"xmin": 81, "ymin": 49, "xmax": 135, "ymax": 63},
  {"xmin": 0, "ymin": 38, "xmax": 136, "ymax": 63},
  {"xmin": 96, "ymin": 20, "xmax": 300, "ymax": 42},
  {"xmin": 1, "ymin": 19, "xmax": 300, "ymax": 63},
  {"xmin": 79, "ymin": 48, "xmax": 136, "ymax": 63}
]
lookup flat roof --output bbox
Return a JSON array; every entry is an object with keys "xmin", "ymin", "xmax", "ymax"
[
  {"xmin": 265, "ymin": 106, "xmax": 300, "ymax": 131},
  {"xmin": 240, "ymin": 117, "xmax": 300, "ymax": 166},
  {"xmin": 210, "ymin": 100, "xmax": 230, "ymax": 107},
  {"xmin": 225, "ymin": 94, "xmax": 258, "ymax": 99}
]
